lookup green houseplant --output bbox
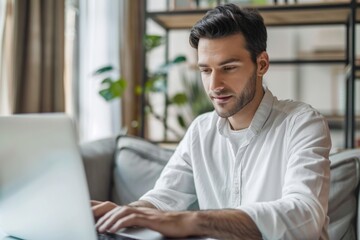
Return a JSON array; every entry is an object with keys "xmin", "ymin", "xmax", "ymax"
[{"xmin": 93, "ymin": 35, "xmax": 190, "ymax": 140}]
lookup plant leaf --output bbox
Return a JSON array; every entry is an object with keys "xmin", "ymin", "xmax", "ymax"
[
  {"xmin": 154, "ymin": 55, "xmax": 187, "ymax": 75},
  {"xmin": 109, "ymin": 79, "xmax": 127, "ymax": 98},
  {"xmin": 177, "ymin": 114, "xmax": 187, "ymax": 129},
  {"xmin": 172, "ymin": 55, "xmax": 187, "ymax": 64},
  {"xmin": 145, "ymin": 76, "xmax": 166, "ymax": 93},
  {"xmin": 101, "ymin": 77, "xmax": 113, "ymax": 85},
  {"xmin": 171, "ymin": 93, "xmax": 188, "ymax": 105},
  {"xmin": 99, "ymin": 78, "xmax": 127, "ymax": 101},
  {"xmin": 93, "ymin": 65, "xmax": 114, "ymax": 76},
  {"xmin": 145, "ymin": 35, "xmax": 164, "ymax": 52},
  {"xmin": 99, "ymin": 89, "xmax": 115, "ymax": 101},
  {"xmin": 135, "ymin": 85, "xmax": 143, "ymax": 95}
]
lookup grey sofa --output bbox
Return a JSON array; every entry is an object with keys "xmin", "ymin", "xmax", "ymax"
[
  {"xmin": 80, "ymin": 135, "xmax": 360, "ymax": 240},
  {"xmin": 80, "ymin": 135, "xmax": 174, "ymax": 204}
]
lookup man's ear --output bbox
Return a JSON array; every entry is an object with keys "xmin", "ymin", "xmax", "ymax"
[{"xmin": 256, "ymin": 51, "xmax": 269, "ymax": 77}]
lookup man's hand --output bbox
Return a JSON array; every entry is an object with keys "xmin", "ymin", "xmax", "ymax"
[
  {"xmin": 95, "ymin": 205, "xmax": 198, "ymax": 238},
  {"xmin": 91, "ymin": 200, "xmax": 157, "ymax": 222},
  {"xmin": 91, "ymin": 200, "xmax": 118, "ymax": 221},
  {"xmin": 92, "ymin": 201, "xmax": 262, "ymax": 239}
]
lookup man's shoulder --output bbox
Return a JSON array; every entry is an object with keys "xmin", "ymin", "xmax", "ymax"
[
  {"xmin": 273, "ymin": 98, "xmax": 322, "ymax": 119},
  {"xmin": 186, "ymin": 111, "xmax": 219, "ymax": 136},
  {"xmin": 177, "ymin": 111, "xmax": 219, "ymax": 151}
]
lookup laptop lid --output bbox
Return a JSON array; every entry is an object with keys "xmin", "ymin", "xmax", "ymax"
[{"xmin": 0, "ymin": 114, "xmax": 97, "ymax": 240}]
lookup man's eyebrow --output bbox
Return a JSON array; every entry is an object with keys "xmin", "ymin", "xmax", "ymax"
[
  {"xmin": 197, "ymin": 62, "xmax": 209, "ymax": 68},
  {"xmin": 198, "ymin": 58, "xmax": 242, "ymax": 67},
  {"xmin": 219, "ymin": 58, "xmax": 242, "ymax": 66}
]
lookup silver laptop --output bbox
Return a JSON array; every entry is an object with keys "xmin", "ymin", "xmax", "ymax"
[{"xmin": 0, "ymin": 114, "xmax": 163, "ymax": 240}]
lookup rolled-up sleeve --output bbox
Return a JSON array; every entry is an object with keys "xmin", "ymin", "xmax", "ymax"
[{"xmin": 238, "ymin": 110, "xmax": 331, "ymax": 239}]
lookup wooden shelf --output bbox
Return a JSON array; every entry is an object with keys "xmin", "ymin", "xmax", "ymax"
[
  {"xmin": 326, "ymin": 114, "xmax": 360, "ymax": 129},
  {"xmin": 298, "ymin": 49, "xmax": 345, "ymax": 59},
  {"xmin": 270, "ymin": 49, "xmax": 351, "ymax": 64},
  {"xmin": 148, "ymin": 2, "xmax": 358, "ymax": 29}
]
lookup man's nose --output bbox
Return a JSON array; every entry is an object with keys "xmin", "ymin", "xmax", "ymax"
[{"xmin": 209, "ymin": 71, "xmax": 224, "ymax": 92}]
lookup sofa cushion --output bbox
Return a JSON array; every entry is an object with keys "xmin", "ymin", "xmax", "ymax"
[
  {"xmin": 111, "ymin": 135, "xmax": 174, "ymax": 205},
  {"xmin": 328, "ymin": 149, "xmax": 360, "ymax": 240},
  {"xmin": 80, "ymin": 137, "xmax": 117, "ymax": 201}
]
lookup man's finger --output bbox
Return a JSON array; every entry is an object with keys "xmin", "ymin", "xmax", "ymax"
[
  {"xmin": 97, "ymin": 206, "xmax": 135, "ymax": 231},
  {"xmin": 108, "ymin": 213, "xmax": 150, "ymax": 233},
  {"xmin": 91, "ymin": 200, "xmax": 102, "ymax": 206},
  {"xmin": 97, "ymin": 206, "xmax": 142, "ymax": 232},
  {"xmin": 92, "ymin": 201, "xmax": 118, "ymax": 219}
]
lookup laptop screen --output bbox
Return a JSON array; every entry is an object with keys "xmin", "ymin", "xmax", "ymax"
[{"xmin": 0, "ymin": 114, "xmax": 97, "ymax": 240}]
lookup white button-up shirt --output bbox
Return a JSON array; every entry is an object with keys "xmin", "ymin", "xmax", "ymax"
[{"xmin": 141, "ymin": 88, "xmax": 331, "ymax": 240}]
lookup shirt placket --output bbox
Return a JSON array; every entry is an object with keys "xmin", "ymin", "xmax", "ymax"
[{"xmin": 232, "ymin": 146, "xmax": 246, "ymax": 207}]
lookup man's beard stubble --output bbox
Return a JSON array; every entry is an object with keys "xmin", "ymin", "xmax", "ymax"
[{"xmin": 211, "ymin": 71, "xmax": 257, "ymax": 119}]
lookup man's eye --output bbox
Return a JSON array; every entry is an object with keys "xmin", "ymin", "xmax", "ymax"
[
  {"xmin": 200, "ymin": 69, "xmax": 211, "ymax": 74},
  {"xmin": 224, "ymin": 66, "xmax": 236, "ymax": 71}
]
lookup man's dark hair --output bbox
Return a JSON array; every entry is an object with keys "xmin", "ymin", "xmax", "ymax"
[{"xmin": 189, "ymin": 3, "xmax": 267, "ymax": 63}]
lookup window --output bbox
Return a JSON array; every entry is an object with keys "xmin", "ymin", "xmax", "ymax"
[{"xmin": 66, "ymin": 0, "xmax": 122, "ymax": 142}]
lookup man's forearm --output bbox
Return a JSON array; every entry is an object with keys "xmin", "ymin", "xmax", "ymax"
[
  {"xmin": 128, "ymin": 200, "xmax": 157, "ymax": 209},
  {"xmin": 192, "ymin": 209, "xmax": 262, "ymax": 240}
]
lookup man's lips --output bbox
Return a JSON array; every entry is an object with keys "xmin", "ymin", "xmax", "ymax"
[{"xmin": 211, "ymin": 95, "xmax": 232, "ymax": 104}]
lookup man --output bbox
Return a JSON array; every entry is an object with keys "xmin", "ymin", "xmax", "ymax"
[{"xmin": 93, "ymin": 3, "xmax": 331, "ymax": 239}]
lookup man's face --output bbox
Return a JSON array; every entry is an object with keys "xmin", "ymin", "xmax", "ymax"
[{"xmin": 197, "ymin": 34, "xmax": 258, "ymax": 118}]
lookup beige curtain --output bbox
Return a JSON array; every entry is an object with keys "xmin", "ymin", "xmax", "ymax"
[
  {"xmin": 0, "ymin": 0, "xmax": 13, "ymax": 115},
  {"xmin": 120, "ymin": 0, "xmax": 146, "ymax": 137},
  {"xmin": 11, "ymin": 0, "xmax": 65, "ymax": 113}
]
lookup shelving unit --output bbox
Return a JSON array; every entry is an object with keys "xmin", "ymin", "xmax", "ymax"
[
  {"xmin": 142, "ymin": 0, "xmax": 358, "ymax": 148},
  {"xmin": 149, "ymin": 2, "xmax": 355, "ymax": 28}
]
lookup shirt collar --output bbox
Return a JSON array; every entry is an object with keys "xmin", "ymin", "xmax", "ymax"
[{"xmin": 217, "ymin": 87, "xmax": 274, "ymax": 138}]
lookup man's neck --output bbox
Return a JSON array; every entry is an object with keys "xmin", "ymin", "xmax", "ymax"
[{"xmin": 228, "ymin": 87, "xmax": 265, "ymax": 131}]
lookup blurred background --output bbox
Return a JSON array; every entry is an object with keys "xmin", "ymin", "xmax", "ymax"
[{"xmin": 0, "ymin": 0, "xmax": 359, "ymax": 150}]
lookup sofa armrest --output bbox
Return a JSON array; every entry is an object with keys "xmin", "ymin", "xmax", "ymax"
[
  {"xmin": 328, "ymin": 149, "xmax": 360, "ymax": 240},
  {"xmin": 80, "ymin": 137, "xmax": 117, "ymax": 201}
]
